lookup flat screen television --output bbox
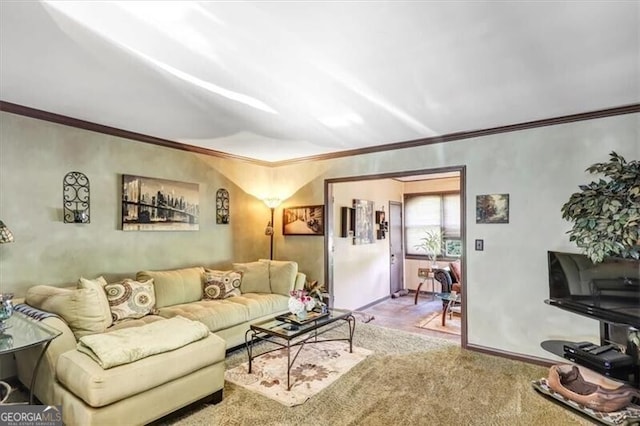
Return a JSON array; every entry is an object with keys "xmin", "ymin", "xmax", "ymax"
[{"xmin": 546, "ymin": 251, "xmax": 640, "ymax": 328}]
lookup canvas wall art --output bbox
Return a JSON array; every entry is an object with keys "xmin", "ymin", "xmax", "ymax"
[
  {"xmin": 476, "ymin": 194, "xmax": 509, "ymax": 224},
  {"xmin": 353, "ymin": 198, "xmax": 375, "ymax": 245},
  {"xmin": 122, "ymin": 174, "xmax": 200, "ymax": 231},
  {"xmin": 283, "ymin": 205, "xmax": 324, "ymax": 235}
]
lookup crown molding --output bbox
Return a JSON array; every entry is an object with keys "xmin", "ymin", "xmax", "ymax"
[{"xmin": 2, "ymin": 100, "xmax": 638, "ymax": 168}]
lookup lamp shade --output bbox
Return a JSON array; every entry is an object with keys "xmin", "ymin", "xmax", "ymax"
[
  {"xmin": 263, "ymin": 198, "xmax": 281, "ymax": 209},
  {"xmin": 0, "ymin": 221, "xmax": 14, "ymax": 244}
]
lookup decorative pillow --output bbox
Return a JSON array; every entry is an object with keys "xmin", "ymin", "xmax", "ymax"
[
  {"xmin": 78, "ymin": 276, "xmax": 113, "ymax": 329},
  {"xmin": 25, "ymin": 285, "xmax": 112, "ymax": 339},
  {"xmin": 103, "ymin": 279, "xmax": 155, "ymax": 323},
  {"xmin": 259, "ymin": 259, "xmax": 298, "ymax": 296},
  {"xmin": 232, "ymin": 261, "xmax": 270, "ymax": 293},
  {"xmin": 202, "ymin": 270, "xmax": 242, "ymax": 299}
]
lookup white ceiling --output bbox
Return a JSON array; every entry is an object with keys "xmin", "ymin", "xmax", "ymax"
[{"xmin": 1, "ymin": 1, "xmax": 638, "ymax": 163}]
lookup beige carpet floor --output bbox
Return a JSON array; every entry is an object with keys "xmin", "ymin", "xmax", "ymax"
[{"xmin": 162, "ymin": 322, "xmax": 591, "ymax": 426}]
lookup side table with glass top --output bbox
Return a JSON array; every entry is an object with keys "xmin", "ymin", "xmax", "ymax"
[
  {"xmin": 414, "ymin": 267, "xmax": 436, "ymax": 304},
  {"xmin": 0, "ymin": 312, "xmax": 61, "ymax": 404},
  {"xmin": 435, "ymin": 292, "xmax": 461, "ymax": 327}
]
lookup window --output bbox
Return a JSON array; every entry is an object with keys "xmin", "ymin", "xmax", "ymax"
[{"xmin": 404, "ymin": 192, "xmax": 460, "ymax": 257}]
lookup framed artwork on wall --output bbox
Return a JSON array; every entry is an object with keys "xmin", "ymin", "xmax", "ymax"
[
  {"xmin": 121, "ymin": 174, "xmax": 200, "ymax": 231},
  {"xmin": 476, "ymin": 194, "xmax": 509, "ymax": 224},
  {"xmin": 282, "ymin": 205, "xmax": 324, "ymax": 235},
  {"xmin": 353, "ymin": 198, "xmax": 375, "ymax": 245},
  {"xmin": 445, "ymin": 239, "xmax": 462, "ymax": 257}
]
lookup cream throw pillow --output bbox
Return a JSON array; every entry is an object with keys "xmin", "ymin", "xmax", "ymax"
[
  {"xmin": 136, "ymin": 266, "xmax": 204, "ymax": 308},
  {"xmin": 103, "ymin": 279, "xmax": 155, "ymax": 322},
  {"xmin": 232, "ymin": 261, "xmax": 270, "ymax": 293},
  {"xmin": 259, "ymin": 259, "xmax": 299, "ymax": 296},
  {"xmin": 78, "ymin": 276, "xmax": 113, "ymax": 328},
  {"xmin": 25, "ymin": 285, "xmax": 112, "ymax": 339}
]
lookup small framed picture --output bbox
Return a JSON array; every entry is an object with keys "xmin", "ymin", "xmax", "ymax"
[
  {"xmin": 476, "ymin": 194, "xmax": 509, "ymax": 224},
  {"xmin": 444, "ymin": 239, "xmax": 462, "ymax": 257},
  {"xmin": 283, "ymin": 205, "xmax": 324, "ymax": 236}
]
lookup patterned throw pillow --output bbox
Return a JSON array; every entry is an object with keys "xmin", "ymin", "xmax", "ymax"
[
  {"xmin": 202, "ymin": 270, "xmax": 242, "ymax": 300},
  {"xmin": 103, "ymin": 279, "xmax": 156, "ymax": 322}
]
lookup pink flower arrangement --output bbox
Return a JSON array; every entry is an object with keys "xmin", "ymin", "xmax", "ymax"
[{"xmin": 288, "ymin": 290, "xmax": 315, "ymax": 314}]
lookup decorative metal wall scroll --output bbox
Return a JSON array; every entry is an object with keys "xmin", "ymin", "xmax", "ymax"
[
  {"xmin": 216, "ymin": 188, "xmax": 230, "ymax": 224},
  {"xmin": 63, "ymin": 171, "xmax": 90, "ymax": 223}
]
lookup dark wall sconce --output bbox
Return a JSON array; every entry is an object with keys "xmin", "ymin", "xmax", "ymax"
[
  {"xmin": 63, "ymin": 171, "xmax": 90, "ymax": 223},
  {"xmin": 216, "ymin": 188, "xmax": 230, "ymax": 224},
  {"xmin": 340, "ymin": 207, "xmax": 354, "ymax": 238}
]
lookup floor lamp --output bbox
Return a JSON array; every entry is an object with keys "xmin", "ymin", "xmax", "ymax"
[{"xmin": 263, "ymin": 199, "xmax": 281, "ymax": 260}]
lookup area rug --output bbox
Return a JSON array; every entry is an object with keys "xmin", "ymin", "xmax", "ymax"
[
  {"xmin": 161, "ymin": 322, "xmax": 591, "ymax": 426},
  {"xmin": 415, "ymin": 311, "xmax": 461, "ymax": 336},
  {"xmin": 224, "ymin": 340, "xmax": 372, "ymax": 407}
]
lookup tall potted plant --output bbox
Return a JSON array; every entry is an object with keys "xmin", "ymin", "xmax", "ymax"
[{"xmin": 561, "ymin": 151, "xmax": 639, "ymax": 263}]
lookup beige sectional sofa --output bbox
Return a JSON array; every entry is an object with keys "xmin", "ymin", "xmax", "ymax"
[{"xmin": 15, "ymin": 259, "xmax": 305, "ymax": 426}]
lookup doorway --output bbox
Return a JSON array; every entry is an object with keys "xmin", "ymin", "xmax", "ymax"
[
  {"xmin": 389, "ymin": 201, "xmax": 403, "ymax": 295},
  {"xmin": 324, "ymin": 166, "xmax": 467, "ymax": 347}
]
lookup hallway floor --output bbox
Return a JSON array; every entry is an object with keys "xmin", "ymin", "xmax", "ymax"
[{"xmin": 361, "ymin": 292, "xmax": 460, "ymax": 343}]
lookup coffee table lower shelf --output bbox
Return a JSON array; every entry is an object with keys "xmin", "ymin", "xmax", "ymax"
[{"xmin": 245, "ymin": 309, "xmax": 355, "ymax": 391}]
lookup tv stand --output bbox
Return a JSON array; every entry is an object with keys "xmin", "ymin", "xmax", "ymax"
[{"xmin": 540, "ymin": 339, "xmax": 639, "ymax": 388}]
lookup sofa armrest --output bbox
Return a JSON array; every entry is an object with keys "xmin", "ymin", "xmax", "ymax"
[
  {"xmin": 294, "ymin": 272, "xmax": 306, "ymax": 291},
  {"xmin": 15, "ymin": 315, "xmax": 78, "ymax": 404}
]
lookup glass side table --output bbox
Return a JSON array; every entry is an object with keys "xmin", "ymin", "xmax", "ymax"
[
  {"xmin": 0, "ymin": 312, "xmax": 61, "ymax": 404},
  {"xmin": 435, "ymin": 292, "xmax": 461, "ymax": 327}
]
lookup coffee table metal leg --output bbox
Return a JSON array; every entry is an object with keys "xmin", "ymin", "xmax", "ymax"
[
  {"xmin": 346, "ymin": 315, "xmax": 356, "ymax": 353},
  {"xmin": 245, "ymin": 329, "xmax": 256, "ymax": 374}
]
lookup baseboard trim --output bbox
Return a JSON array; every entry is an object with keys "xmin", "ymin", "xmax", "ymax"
[
  {"xmin": 355, "ymin": 295, "xmax": 390, "ymax": 312},
  {"xmin": 465, "ymin": 342, "xmax": 556, "ymax": 368}
]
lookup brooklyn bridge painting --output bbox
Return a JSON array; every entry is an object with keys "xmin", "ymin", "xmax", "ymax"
[{"xmin": 122, "ymin": 174, "xmax": 200, "ymax": 231}]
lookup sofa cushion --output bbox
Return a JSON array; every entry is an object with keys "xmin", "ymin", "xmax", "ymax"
[
  {"xmin": 104, "ymin": 279, "xmax": 156, "ymax": 322},
  {"xmin": 229, "ymin": 293, "xmax": 289, "ymax": 319},
  {"xmin": 25, "ymin": 285, "xmax": 111, "ymax": 338},
  {"xmin": 157, "ymin": 300, "xmax": 250, "ymax": 332},
  {"xmin": 260, "ymin": 259, "xmax": 298, "ymax": 296},
  {"xmin": 202, "ymin": 270, "xmax": 242, "ymax": 299},
  {"xmin": 136, "ymin": 266, "xmax": 204, "ymax": 308},
  {"xmin": 78, "ymin": 276, "xmax": 113, "ymax": 329},
  {"xmin": 56, "ymin": 333, "xmax": 226, "ymax": 407},
  {"xmin": 232, "ymin": 261, "xmax": 270, "ymax": 293}
]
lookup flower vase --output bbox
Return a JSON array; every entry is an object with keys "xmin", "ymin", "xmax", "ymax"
[{"xmin": 295, "ymin": 310, "xmax": 307, "ymax": 321}]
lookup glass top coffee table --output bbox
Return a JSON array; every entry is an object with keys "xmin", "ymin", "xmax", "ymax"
[{"xmin": 245, "ymin": 309, "xmax": 355, "ymax": 390}]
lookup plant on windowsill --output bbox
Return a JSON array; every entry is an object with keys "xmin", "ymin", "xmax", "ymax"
[
  {"xmin": 414, "ymin": 229, "xmax": 442, "ymax": 267},
  {"xmin": 561, "ymin": 151, "xmax": 640, "ymax": 264}
]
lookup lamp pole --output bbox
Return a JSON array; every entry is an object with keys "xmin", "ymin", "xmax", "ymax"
[
  {"xmin": 263, "ymin": 198, "xmax": 281, "ymax": 260},
  {"xmin": 269, "ymin": 207, "xmax": 275, "ymax": 260}
]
